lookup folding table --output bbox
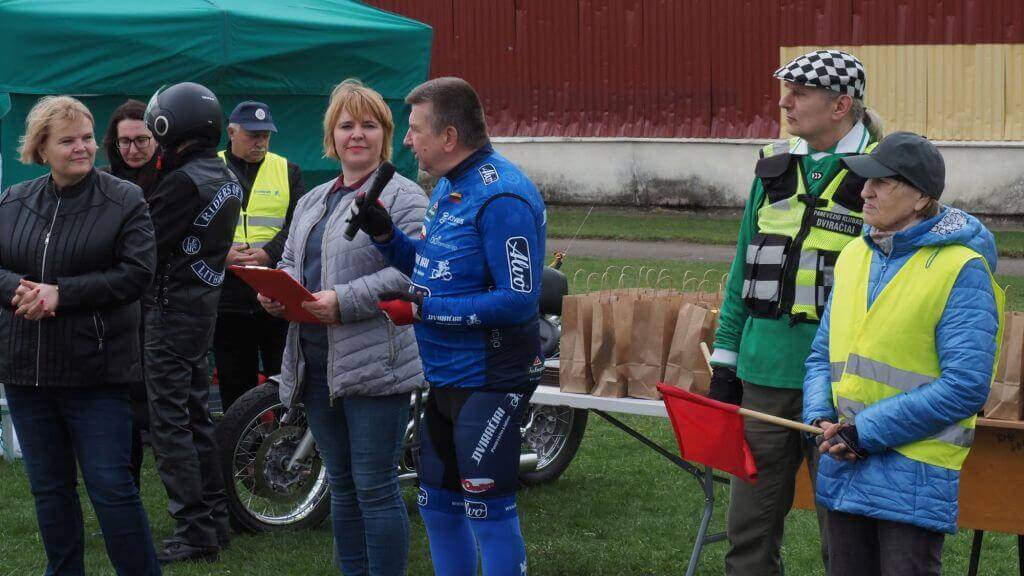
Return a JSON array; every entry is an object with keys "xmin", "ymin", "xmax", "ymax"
[{"xmin": 532, "ymin": 370, "xmax": 730, "ymax": 576}]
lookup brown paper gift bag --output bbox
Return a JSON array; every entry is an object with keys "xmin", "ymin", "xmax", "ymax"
[
  {"xmin": 591, "ymin": 295, "xmax": 626, "ymax": 397},
  {"xmin": 984, "ymin": 311, "xmax": 1024, "ymax": 420},
  {"xmin": 626, "ymin": 294, "xmax": 684, "ymax": 399},
  {"xmin": 663, "ymin": 302, "xmax": 717, "ymax": 395},
  {"xmin": 559, "ymin": 294, "xmax": 596, "ymax": 394}
]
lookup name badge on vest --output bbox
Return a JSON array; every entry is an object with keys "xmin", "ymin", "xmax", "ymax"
[{"xmin": 811, "ymin": 209, "xmax": 862, "ymax": 236}]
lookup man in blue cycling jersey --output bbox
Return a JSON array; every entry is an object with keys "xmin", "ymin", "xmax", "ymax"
[{"xmin": 352, "ymin": 77, "xmax": 545, "ymax": 576}]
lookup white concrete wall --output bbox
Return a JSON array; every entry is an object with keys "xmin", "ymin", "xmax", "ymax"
[{"xmin": 491, "ymin": 137, "xmax": 1024, "ymax": 214}]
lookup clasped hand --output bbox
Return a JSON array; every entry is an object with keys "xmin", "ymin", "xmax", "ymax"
[
  {"xmin": 12, "ymin": 279, "xmax": 58, "ymax": 321},
  {"xmin": 816, "ymin": 420, "xmax": 865, "ymax": 462}
]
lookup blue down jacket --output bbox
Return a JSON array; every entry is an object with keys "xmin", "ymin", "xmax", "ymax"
[{"xmin": 803, "ymin": 207, "xmax": 1000, "ymax": 534}]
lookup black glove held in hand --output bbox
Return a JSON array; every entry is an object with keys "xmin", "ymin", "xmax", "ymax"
[
  {"xmin": 708, "ymin": 366, "xmax": 743, "ymax": 405},
  {"xmin": 833, "ymin": 425, "xmax": 867, "ymax": 460},
  {"xmin": 350, "ymin": 192, "xmax": 394, "ymax": 240}
]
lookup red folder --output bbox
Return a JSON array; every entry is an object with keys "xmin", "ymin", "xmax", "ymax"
[{"xmin": 228, "ymin": 265, "xmax": 321, "ymax": 324}]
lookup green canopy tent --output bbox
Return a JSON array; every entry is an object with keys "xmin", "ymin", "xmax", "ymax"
[{"xmin": 0, "ymin": 0, "xmax": 432, "ymax": 189}]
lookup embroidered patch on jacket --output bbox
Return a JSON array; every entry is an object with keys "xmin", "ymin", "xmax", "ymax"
[
  {"xmin": 478, "ymin": 164, "xmax": 499, "ymax": 185},
  {"xmin": 930, "ymin": 208, "xmax": 966, "ymax": 236},
  {"xmin": 194, "ymin": 182, "xmax": 243, "ymax": 228}
]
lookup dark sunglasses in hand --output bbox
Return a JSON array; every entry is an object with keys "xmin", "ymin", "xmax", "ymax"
[{"xmin": 117, "ymin": 136, "xmax": 153, "ymax": 150}]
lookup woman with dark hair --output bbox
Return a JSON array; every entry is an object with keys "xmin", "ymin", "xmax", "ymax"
[
  {"xmin": 103, "ymin": 99, "xmax": 161, "ymax": 197},
  {"xmin": 102, "ymin": 99, "xmax": 163, "ymax": 490}
]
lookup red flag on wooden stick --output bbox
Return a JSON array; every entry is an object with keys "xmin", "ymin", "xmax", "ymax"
[{"xmin": 658, "ymin": 383, "xmax": 758, "ymax": 483}]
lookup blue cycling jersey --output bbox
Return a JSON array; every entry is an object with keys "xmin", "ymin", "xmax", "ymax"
[{"xmin": 376, "ymin": 145, "xmax": 546, "ymax": 390}]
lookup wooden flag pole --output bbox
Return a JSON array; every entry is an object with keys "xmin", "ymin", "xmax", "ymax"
[{"xmin": 700, "ymin": 342, "xmax": 825, "ymax": 435}]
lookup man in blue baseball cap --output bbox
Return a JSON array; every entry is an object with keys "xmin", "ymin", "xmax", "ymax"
[{"xmin": 215, "ymin": 101, "xmax": 305, "ymax": 411}]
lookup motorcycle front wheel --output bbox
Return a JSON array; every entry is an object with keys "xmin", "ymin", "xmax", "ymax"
[
  {"xmin": 519, "ymin": 401, "xmax": 588, "ymax": 486},
  {"xmin": 215, "ymin": 382, "xmax": 331, "ymax": 533}
]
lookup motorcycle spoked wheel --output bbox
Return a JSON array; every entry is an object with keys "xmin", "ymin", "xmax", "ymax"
[
  {"xmin": 519, "ymin": 403, "xmax": 588, "ymax": 486},
  {"xmin": 215, "ymin": 383, "xmax": 330, "ymax": 533}
]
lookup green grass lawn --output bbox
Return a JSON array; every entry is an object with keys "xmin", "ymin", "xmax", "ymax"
[
  {"xmin": 548, "ymin": 206, "xmax": 1024, "ymax": 258},
  {"xmin": 0, "ymin": 412, "xmax": 1018, "ymax": 575}
]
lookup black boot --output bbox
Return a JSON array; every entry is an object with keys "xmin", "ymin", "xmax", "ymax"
[{"xmin": 156, "ymin": 541, "xmax": 219, "ymax": 565}]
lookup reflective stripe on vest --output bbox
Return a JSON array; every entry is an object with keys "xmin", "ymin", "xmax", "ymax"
[
  {"xmin": 828, "ymin": 238, "xmax": 1005, "ymax": 470},
  {"xmin": 746, "ymin": 140, "xmax": 877, "ymax": 321},
  {"xmin": 218, "ymin": 150, "xmax": 290, "ymax": 246}
]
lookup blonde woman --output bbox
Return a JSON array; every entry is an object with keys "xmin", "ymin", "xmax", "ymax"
[
  {"xmin": 259, "ymin": 79, "xmax": 426, "ymax": 575},
  {"xmin": 0, "ymin": 96, "xmax": 160, "ymax": 574}
]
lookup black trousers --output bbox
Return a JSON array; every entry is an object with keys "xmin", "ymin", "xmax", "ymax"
[
  {"xmin": 212, "ymin": 312, "xmax": 288, "ymax": 412},
  {"xmin": 826, "ymin": 509, "xmax": 944, "ymax": 576},
  {"xmin": 145, "ymin": 306, "xmax": 229, "ymax": 549}
]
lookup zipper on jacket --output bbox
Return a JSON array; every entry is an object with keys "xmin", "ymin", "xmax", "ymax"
[
  {"xmin": 289, "ymin": 198, "xmax": 328, "ymax": 409},
  {"xmin": 386, "ymin": 318, "xmax": 397, "ymax": 365},
  {"xmin": 36, "ymin": 195, "xmax": 62, "ymax": 386},
  {"xmin": 92, "ymin": 311, "xmax": 105, "ymax": 351},
  {"xmin": 867, "ymin": 252, "xmax": 892, "ymax": 308},
  {"xmin": 320, "ymin": 194, "xmax": 348, "ymax": 405}
]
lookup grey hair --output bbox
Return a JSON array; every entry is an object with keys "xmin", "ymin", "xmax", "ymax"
[{"xmin": 406, "ymin": 77, "xmax": 489, "ymax": 150}]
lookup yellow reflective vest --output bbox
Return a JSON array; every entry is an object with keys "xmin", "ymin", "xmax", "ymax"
[
  {"xmin": 742, "ymin": 139, "xmax": 877, "ymax": 323},
  {"xmin": 829, "ymin": 238, "xmax": 1005, "ymax": 470},
  {"xmin": 218, "ymin": 150, "xmax": 290, "ymax": 248}
]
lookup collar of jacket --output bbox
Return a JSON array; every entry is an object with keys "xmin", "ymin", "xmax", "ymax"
[
  {"xmin": 48, "ymin": 168, "xmax": 97, "ymax": 199},
  {"xmin": 789, "ymin": 121, "xmax": 869, "ymax": 158},
  {"xmin": 225, "ymin": 148, "xmax": 263, "ymax": 181},
  {"xmin": 443, "ymin": 142, "xmax": 495, "ymax": 182},
  {"xmin": 863, "ymin": 209, "xmax": 945, "ymax": 259}
]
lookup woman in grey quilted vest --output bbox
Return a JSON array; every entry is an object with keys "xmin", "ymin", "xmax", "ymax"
[{"xmin": 258, "ymin": 79, "xmax": 426, "ymax": 575}]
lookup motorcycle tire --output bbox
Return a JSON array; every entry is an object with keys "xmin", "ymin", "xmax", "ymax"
[
  {"xmin": 215, "ymin": 382, "xmax": 330, "ymax": 533},
  {"xmin": 519, "ymin": 403, "xmax": 588, "ymax": 486}
]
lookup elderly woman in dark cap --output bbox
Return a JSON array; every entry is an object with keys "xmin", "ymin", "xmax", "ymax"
[{"xmin": 804, "ymin": 132, "xmax": 1003, "ymax": 576}]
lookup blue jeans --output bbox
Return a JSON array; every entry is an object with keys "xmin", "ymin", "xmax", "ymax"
[
  {"xmin": 302, "ymin": 345, "xmax": 411, "ymax": 576},
  {"xmin": 6, "ymin": 385, "xmax": 161, "ymax": 576}
]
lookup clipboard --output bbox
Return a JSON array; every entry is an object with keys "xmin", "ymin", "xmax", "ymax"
[{"xmin": 228, "ymin": 265, "xmax": 322, "ymax": 324}]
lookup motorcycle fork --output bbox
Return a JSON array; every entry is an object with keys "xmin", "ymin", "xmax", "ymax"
[{"xmin": 287, "ymin": 427, "xmax": 317, "ymax": 472}]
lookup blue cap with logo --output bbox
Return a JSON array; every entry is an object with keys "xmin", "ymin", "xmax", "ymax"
[{"xmin": 228, "ymin": 101, "xmax": 277, "ymax": 133}]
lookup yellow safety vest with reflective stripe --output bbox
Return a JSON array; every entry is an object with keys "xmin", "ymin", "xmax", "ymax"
[
  {"xmin": 747, "ymin": 139, "xmax": 878, "ymax": 322},
  {"xmin": 829, "ymin": 238, "xmax": 1004, "ymax": 470},
  {"xmin": 218, "ymin": 150, "xmax": 290, "ymax": 248}
]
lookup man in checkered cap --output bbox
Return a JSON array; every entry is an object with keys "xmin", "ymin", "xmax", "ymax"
[{"xmin": 708, "ymin": 49, "xmax": 883, "ymax": 576}]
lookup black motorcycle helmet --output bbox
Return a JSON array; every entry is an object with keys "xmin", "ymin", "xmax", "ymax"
[{"xmin": 145, "ymin": 82, "xmax": 222, "ymax": 149}]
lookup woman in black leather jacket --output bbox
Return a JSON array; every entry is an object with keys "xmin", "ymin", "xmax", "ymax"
[{"xmin": 0, "ymin": 96, "xmax": 161, "ymax": 575}]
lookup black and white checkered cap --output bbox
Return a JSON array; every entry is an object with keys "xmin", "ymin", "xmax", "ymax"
[{"xmin": 773, "ymin": 49, "xmax": 866, "ymax": 100}]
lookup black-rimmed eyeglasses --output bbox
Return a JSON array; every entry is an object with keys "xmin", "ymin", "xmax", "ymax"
[{"xmin": 117, "ymin": 136, "xmax": 152, "ymax": 150}]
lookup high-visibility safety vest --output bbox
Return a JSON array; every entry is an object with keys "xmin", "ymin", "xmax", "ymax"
[
  {"xmin": 829, "ymin": 238, "xmax": 1005, "ymax": 470},
  {"xmin": 218, "ymin": 150, "xmax": 290, "ymax": 248},
  {"xmin": 742, "ymin": 139, "xmax": 878, "ymax": 323}
]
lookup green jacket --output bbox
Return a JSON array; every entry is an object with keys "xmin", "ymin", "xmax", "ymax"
[{"xmin": 711, "ymin": 123, "xmax": 874, "ymax": 389}]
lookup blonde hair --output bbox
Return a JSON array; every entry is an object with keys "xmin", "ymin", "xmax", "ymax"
[
  {"xmin": 323, "ymin": 79, "xmax": 393, "ymax": 164},
  {"xmin": 19, "ymin": 96, "xmax": 94, "ymax": 165}
]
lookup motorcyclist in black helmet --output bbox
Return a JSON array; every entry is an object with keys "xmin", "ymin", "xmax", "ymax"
[{"xmin": 143, "ymin": 82, "xmax": 241, "ymax": 565}]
